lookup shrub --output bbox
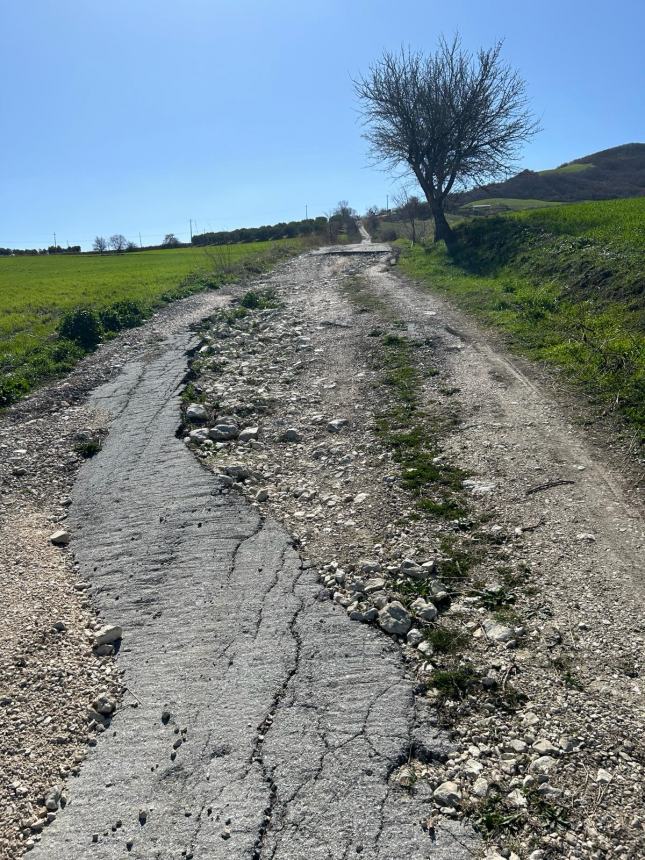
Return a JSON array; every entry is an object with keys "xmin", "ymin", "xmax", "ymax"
[
  {"xmin": 99, "ymin": 299, "xmax": 147, "ymax": 333},
  {"xmin": 58, "ymin": 308, "xmax": 103, "ymax": 349},
  {"xmin": 240, "ymin": 288, "xmax": 278, "ymax": 310},
  {"xmin": 0, "ymin": 374, "xmax": 30, "ymax": 407},
  {"xmin": 380, "ymin": 227, "xmax": 399, "ymax": 242}
]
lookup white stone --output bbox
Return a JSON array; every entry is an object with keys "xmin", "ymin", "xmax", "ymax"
[
  {"xmin": 482, "ymin": 619, "xmax": 514, "ymax": 642},
  {"xmin": 238, "ymin": 427, "xmax": 259, "ymax": 442},
  {"xmin": 472, "ymin": 777, "xmax": 489, "ymax": 798},
  {"xmin": 410, "ymin": 597, "xmax": 438, "ymax": 621},
  {"xmin": 327, "ymin": 418, "xmax": 348, "ymax": 433},
  {"xmin": 208, "ymin": 424, "xmax": 238, "ymax": 441},
  {"xmin": 50, "ymin": 530, "xmax": 71, "ymax": 546},
  {"xmin": 507, "ymin": 788, "xmax": 527, "ymax": 808},
  {"xmin": 532, "ymin": 739, "xmax": 559, "ymax": 756},
  {"xmin": 93, "ymin": 625, "xmax": 123, "ymax": 647},
  {"xmin": 433, "ymin": 780, "xmax": 461, "ymax": 807},
  {"xmin": 406, "ymin": 628, "xmax": 424, "ymax": 647},
  {"xmin": 377, "ymin": 601, "xmax": 412, "ymax": 637},
  {"xmin": 185, "ymin": 403, "xmax": 207, "ymax": 422}
]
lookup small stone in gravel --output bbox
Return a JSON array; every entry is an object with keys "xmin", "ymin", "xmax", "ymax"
[
  {"xmin": 208, "ymin": 424, "xmax": 238, "ymax": 441},
  {"xmin": 49, "ymin": 530, "xmax": 71, "ymax": 546},
  {"xmin": 399, "ymin": 558, "xmax": 424, "ymax": 577},
  {"xmin": 532, "ymin": 739, "xmax": 559, "ymax": 756},
  {"xmin": 482, "ymin": 618, "xmax": 514, "ymax": 642},
  {"xmin": 255, "ymin": 488, "xmax": 269, "ymax": 502},
  {"xmin": 93, "ymin": 625, "xmax": 123, "ymax": 647},
  {"xmin": 223, "ymin": 464, "xmax": 251, "ymax": 481},
  {"xmin": 464, "ymin": 759, "xmax": 484, "ymax": 777},
  {"xmin": 279, "ymin": 428, "xmax": 302, "ymax": 443},
  {"xmin": 185, "ymin": 404, "xmax": 207, "ymax": 422},
  {"xmin": 238, "ymin": 427, "xmax": 259, "ymax": 442},
  {"xmin": 529, "ymin": 756, "xmax": 557, "ymax": 775},
  {"xmin": 327, "ymin": 418, "xmax": 348, "ymax": 433},
  {"xmin": 189, "ymin": 428, "xmax": 209, "ymax": 444},
  {"xmin": 433, "ymin": 781, "xmax": 461, "ymax": 807},
  {"xmin": 410, "ymin": 597, "xmax": 438, "ymax": 621},
  {"xmin": 406, "ymin": 628, "xmax": 424, "ymax": 646},
  {"xmin": 359, "ymin": 560, "xmax": 381, "ymax": 574},
  {"xmin": 596, "ymin": 768, "xmax": 612, "ymax": 784},
  {"xmin": 349, "ymin": 607, "xmax": 378, "ymax": 623},
  {"xmin": 472, "ymin": 777, "xmax": 489, "ymax": 798},
  {"xmin": 364, "ymin": 577, "xmax": 385, "ymax": 593},
  {"xmin": 507, "ymin": 789, "xmax": 527, "ymax": 808},
  {"xmin": 377, "ymin": 601, "xmax": 412, "ymax": 636}
]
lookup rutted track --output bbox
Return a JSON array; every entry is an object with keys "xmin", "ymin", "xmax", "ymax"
[{"xmin": 33, "ymin": 285, "xmax": 476, "ymax": 858}]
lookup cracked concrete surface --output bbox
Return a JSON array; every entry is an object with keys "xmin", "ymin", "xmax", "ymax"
[{"xmin": 34, "ymin": 301, "xmax": 477, "ymax": 858}]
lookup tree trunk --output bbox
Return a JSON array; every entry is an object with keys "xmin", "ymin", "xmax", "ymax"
[{"xmin": 432, "ymin": 202, "xmax": 454, "ymax": 245}]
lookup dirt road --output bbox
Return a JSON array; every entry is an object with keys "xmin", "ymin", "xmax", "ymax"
[{"xmin": 7, "ymin": 241, "xmax": 643, "ymax": 859}]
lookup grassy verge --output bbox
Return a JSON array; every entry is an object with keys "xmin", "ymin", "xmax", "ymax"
[
  {"xmin": 0, "ymin": 240, "xmax": 302, "ymax": 405},
  {"xmin": 399, "ymin": 198, "xmax": 644, "ymax": 442}
]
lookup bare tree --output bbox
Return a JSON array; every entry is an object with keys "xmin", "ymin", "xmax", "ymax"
[
  {"xmin": 93, "ymin": 236, "xmax": 107, "ymax": 255},
  {"xmin": 109, "ymin": 233, "xmax": 127, "ymax": 252},
  {"xmin": 355, "ymin": 36, "xmax": 539, "ymax": 244},
  {"xmin": 364, "ymin": 206, "xmax": 381, "ymax": 236},
  {"xmin": 393, "ymin": 190, "xmax": 423, "ymax": 245},
  {"xmin": 162, "ymin": 233, "xmax": 180, "ymax": 248}
]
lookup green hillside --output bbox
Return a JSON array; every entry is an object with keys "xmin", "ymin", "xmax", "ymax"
[
  {"xmin": 453, "ymin": 143, "xmax": 645, "ymax": 205},
  {"xmin": 460, "ymin": 198, "xmax": 563, "ymax": 212}
]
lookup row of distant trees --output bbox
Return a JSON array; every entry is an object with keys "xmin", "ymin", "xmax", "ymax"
[
  {"xmin": 0, "ymin": 244, "xmax": 81, "ymax": 256},
  {"xmin": 191, "ymin": 203, "xmax": 358, "ymax": 247},
  {"xmin": 1, "ymin": 205, "xmax": 358, "ymax": 257},
  {"xmin": 91, "ymin": 233, "xmax": 181, "ymax": 254}
]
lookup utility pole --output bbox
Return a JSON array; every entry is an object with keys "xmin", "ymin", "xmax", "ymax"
[
  {"xmin": 139, "ymin": 232, "xmax": 143, "ymax": 248},
  {"xmin": 305, "ymin": 205, "xmax": 308, "ymax": 221},
  {"xmin": 53, "ymin": 232, "xmax": 56, "ymax": 249},
  {"xmin": 189, "ymin": 219, "xmax": 193, "ymax": 241},
  {"xmin": 386, "ymin": 195, "xmax": 389, "ymax": 213}
]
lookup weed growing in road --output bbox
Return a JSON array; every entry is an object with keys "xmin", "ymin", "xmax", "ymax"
[
  {"xmin": 240, "ymin": 287, "xmax": 279, "ymax": 310},
  {"xmin": 74, "ymin": 439, "xmax": 102, "ymax": 458},
  {"xmin": 424, "ymin": 625, "xmax": 471, "ymax": 654},
  {"xmin": 374, "ymin": 332, "xmax": 467, "ymax": 519},
  {"xmin": 430, "ymin": 666, "xmax": 479, "ymax": 700},
  {"xmin": 552, "ymin": 655, "xmax": 584, "ymax": 690}
]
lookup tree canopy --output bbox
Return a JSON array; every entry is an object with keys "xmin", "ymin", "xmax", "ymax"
[{"xmin": 355, "ymin": 36, "xmax": 539, "ymax": 243}]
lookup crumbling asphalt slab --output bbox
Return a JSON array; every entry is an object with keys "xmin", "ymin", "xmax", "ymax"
[{"xmin": 32, "ymin": 293, "xmax": 477, "ymax": 858}]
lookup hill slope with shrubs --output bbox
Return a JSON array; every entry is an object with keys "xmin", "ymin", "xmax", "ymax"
[{"xmin": 452, "ymin": 143, "xmax": 645, "ymax": 206}]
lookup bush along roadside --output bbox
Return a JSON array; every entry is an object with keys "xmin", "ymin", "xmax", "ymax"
[
  {"xmin": 399, "ymin": 203, "xmax": 645, "ymax": 448},
  {"xmin": 0, "ymin": 243, "xmax": 301, "ymax": 408},
  {"xmin": 176, "ymin": 255, "xmax": 600, "ymax": 857}
]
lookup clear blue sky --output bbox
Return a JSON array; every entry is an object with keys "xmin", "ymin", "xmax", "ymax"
[{"xmin": 1, "ymin": 0, "xmax": 643, "ymax": 249}]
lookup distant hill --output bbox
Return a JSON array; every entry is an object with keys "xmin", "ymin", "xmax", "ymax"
[{"xmin": 452, "ymin": 143, "xmax": 645, "ymax": 207}]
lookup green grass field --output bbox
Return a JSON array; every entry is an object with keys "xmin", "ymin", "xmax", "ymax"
[
  {"xmin": 400, "ymin": 198, "xmax": 645, "ymax": 441},
  {"xmin": 513, "ymin": 196, "xmax": 645, "ymax": 246},
  {"xmin": 0, "ymin": 240, "xmax": 299, "ymax": 404},
  {"xmin": 460, "ymin": 198, "xmax": 562, "ymax": 211}
]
